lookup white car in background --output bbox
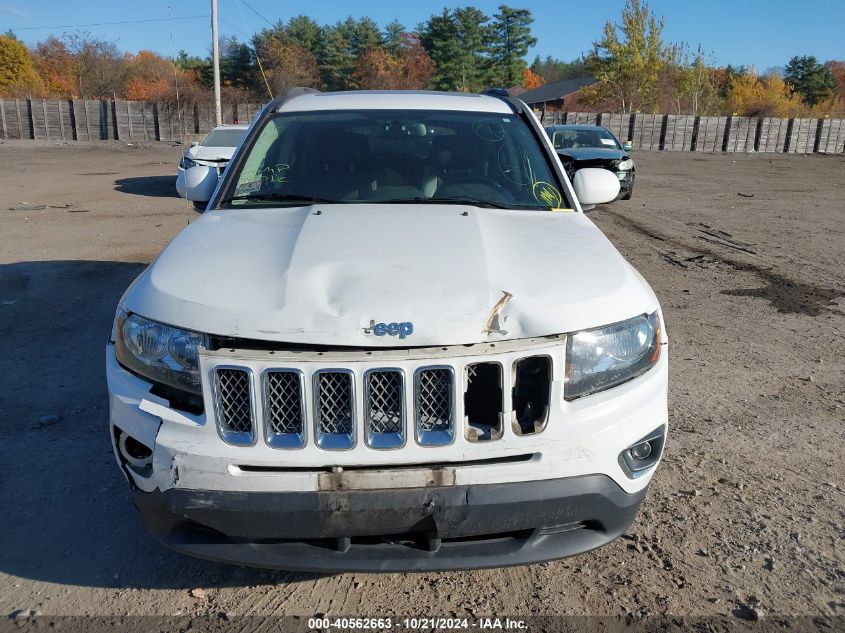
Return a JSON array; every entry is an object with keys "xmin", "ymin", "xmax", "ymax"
[{"xmin": 175, "ymin": 124, "xmax": 248, "ymax": 198}]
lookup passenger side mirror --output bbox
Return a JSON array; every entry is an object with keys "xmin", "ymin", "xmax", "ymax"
[
  {"xmin": 572, "ymin": 168, "xmax": 621, "ymax": 207},
  {"xmin": 184, "ymin": 165, "xmax": 219, "ymax": 204},
  {"xmin": 191, "ymin": 141, "xmax": 199, "ymax": 147},
  {"xmin": 623, "ymin": 140, "xmax": 633, "ymax": 151}
]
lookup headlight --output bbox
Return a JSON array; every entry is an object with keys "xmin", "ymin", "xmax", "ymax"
[
  {"xmin": 179, "ymin": 156, "xmax": 197, "ymax": 170},
  {"xmin": 616, "ymin": 158, "xmax": 634, "ymax": 171},
  {"xmin": 565, "ymin": 312, "xmax": 661, "ymax": 400},
  {"xmin": 114, "ymin": 310, "xmax": 207, "ymax": 394}
]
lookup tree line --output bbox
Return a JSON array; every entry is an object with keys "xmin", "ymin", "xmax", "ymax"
[{"xmin": 1, "ymin": 0, "xmax": 843, "ymax": 118}]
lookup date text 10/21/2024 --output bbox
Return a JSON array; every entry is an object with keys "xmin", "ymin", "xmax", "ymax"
[{"xmin": 306, "ymin": 618, "xmax": 528, "ymax": 630}]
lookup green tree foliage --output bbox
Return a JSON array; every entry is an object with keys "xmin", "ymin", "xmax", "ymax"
[
  {"xmin": 419, "ymin": 6, "xmax": 535, "ymax": 93},
  {"xmin": 176, "ymin": 50, "xmax": 213, "ymax": 88},
  {"xmin": 488, "ymin": 6, "xmax": 536, "ymax": 87},
  {"xmin": 784, "ymin": 55, "xmax": 836, "ymax": 107},
  {"xmin": 383, "ymin": 20, "xmax": 406, "ymax": 55},
  {"xmin": 530, "ymin": 54, "xmax": 596, "ymax": 83},
  {"xmin": 584, "ymin": 0, "xmax": 666, "ymax": 113},
  {"xmin": 219, "ymin": 36, "xmax": 255, "ymax": 92}
]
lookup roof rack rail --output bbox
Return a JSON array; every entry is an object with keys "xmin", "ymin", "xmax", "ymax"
[
  {"xmin": 480, "ymin": 88, "xmax": 524, "ymax": 114},
  {"xmin": 267, "ymin": 87, "xmax": 321, "ymax": 112}
]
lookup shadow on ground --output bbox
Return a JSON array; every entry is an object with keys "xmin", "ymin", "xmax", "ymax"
[
  {"xmin": 114, "ymin": 175, "xmax": 178, "ymax": 198},
  {"xmin": 0, "ymin": 260, "xmax": 321, "ymax": 589}
]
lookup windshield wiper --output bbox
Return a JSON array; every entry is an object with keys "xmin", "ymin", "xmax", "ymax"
[
  {"xmin": 222, "ymin": 193, "xmax": 346, "ymax": 205},
  {"xmin": 372, "ymin": 196, "xmax": 512, "ymax": 210}
]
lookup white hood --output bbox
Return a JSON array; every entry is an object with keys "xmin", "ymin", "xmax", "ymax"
[
  {"xmin": 186, "ymin": 145, "xmax": 237, "ymax": 163},
  {"xmin": 124, "ymin": 205, "xmax": 659, "ymax": 346}
]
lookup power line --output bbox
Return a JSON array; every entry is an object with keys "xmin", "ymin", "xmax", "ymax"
[
  {"xmin": 239, "ymin": 0, "xmax": 275, "ymax": 27},
  {"xmin": 11, "ymin": 15, "xmax": 209, "ymax": 31}
]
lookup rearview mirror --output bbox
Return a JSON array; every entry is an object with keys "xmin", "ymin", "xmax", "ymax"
[
  {"xmin": 623, "ymin": 140, "xmax": 633, "ymax": 151},
  {"xmin": 572, "ymin": 168, "xmax": 621, "ymax": 207},
  {"xmin": 191, "ymin": 141, "xmax": 199, "ymax": 147},
  {"xmin": 184, "ymin": 165, "xmax": 219, "ymax": 204}
]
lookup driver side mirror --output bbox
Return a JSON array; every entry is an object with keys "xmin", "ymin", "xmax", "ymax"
[
  {"xmin": 184, "ymin": 165, "xmax": 219, "ymax": 204},
  {"xmin": 572, "ymin": 168, "xmax": 621, "ymax": 208},
  {"xmin": 623, "ymin": 140, "xmax": 633, "ymax": 151}
]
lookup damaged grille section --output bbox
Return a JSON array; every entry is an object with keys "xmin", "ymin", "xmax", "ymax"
[
  {"xmin": 207, "ymin": 343, "xmax": 556, "ymax": 451},
  {"xmin": 263, "ymin": 370, "xmax": 306, "ymax": 448},
  {"xmin": 364, "ymin": 369, "xmax": 405, "ymax": 449},
  {"xmin": 465, "ymin": 362, "xmax": 504, "ymax": 441},
  {"xmin": 415, "ymin": 367, "xmax": 454, "ymax": 446},
  {"xmin": 213, "ymin": 367, "xmax": 254, "ymax": 445},
  {"xmin": 314, "ymin": 370, "xmax": 355, "ymax": 450}
]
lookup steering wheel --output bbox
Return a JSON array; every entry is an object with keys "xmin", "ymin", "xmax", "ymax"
[{"xmin": 437, "ymin": 176, "xmax": 516, "ymax": 203}]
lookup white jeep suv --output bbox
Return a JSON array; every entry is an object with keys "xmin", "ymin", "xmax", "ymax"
[{"xmin": 107, "ymin": 88, "xmax": 668, "ymax": 571}]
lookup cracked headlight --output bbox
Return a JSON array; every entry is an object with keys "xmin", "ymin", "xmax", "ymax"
[
  {"xmin": 616, "ymin": 158, "xmax": 634, "ymax": 171},
  {"xmin": 179, "ymin": 155, "xmax": 197, "ymax": 170},
  {"xmin": 565, "ymin": 312, "xmax": 661, "ymax": 400},
  {"xmin": 114, "ymin": 310, "xmax": 206, "ymax": 394}
]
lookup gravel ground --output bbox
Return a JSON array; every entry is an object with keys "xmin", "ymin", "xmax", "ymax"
[{"xmin": 0, "ymin": 141, "xmax": 843, "ymax": 625}]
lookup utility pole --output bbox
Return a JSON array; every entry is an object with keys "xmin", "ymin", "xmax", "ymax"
[{"xmin": 211, "ymin": 0, "xmax": 222, "ymax": 126}]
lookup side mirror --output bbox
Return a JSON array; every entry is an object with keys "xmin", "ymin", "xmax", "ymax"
[
  {"xmin": 623, "ymin": 140, "xmax": 633, "ymax": 151},
  {"xmin": 572, "ymin": 168, "xmax": 621, "ymax": 207},
  {"xmin": 190, "ymin": 141, "xmax": 199, "ymax": 147},
  {"xmin": 184, "ymin": 165, "xmax": 219, "ymax": 203}
]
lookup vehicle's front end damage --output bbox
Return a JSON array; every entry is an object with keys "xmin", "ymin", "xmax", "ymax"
[
  {"xmin": 107, "ymin": 321, "xmax": 667, "ymax": 571},
  {"xmin": 108, "ymin": 89, "xmax": 667, "ymax": 572}
]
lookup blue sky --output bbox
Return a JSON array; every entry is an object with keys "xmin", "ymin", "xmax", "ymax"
[{"xmin": 2, "ymin": 0, "xmax": 843, "ymax": 71}]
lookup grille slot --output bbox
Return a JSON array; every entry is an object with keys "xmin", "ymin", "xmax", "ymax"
[
  {"xmin": 364, "ymin": 369, "xmax": 405, "ymax": 449},
  {"xmin": 464, "ymin": 362, "xmax": 504, "ymax": 442},
  {"xmin": 263, "ymin": 370, "xmax": 306, "ymax": 448},
  {"xmin": 415, "ymin": 366, "xmax": 454, "ymax": 446},
  {"xmin": 213, "ymin": 367, "xmax": 254, "ymax": 445},
  {"xmin": 314, "ymin": 370, "xmax": 355, "ymax": 449}
]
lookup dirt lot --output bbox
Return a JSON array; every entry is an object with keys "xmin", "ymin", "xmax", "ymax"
[{"xmin": 0, "ymin": 141, "xmax": 843, "ymax": 624}]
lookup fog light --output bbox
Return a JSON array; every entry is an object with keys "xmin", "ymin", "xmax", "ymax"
[
  {"xmin": 629, "ymin": 441, "xmax": 653, "ymax": 460},
  {"xmin": 618, "ymin": 425, "xmax": 666, "ymax": 479}
]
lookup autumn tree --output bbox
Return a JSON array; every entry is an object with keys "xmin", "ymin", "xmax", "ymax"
[
  {"xmin": 662, "ymin": 44, "xmax": 719, "ymax": 115},
  {"xmin": 725, "ymin": 71, "xmax": 804, "ymax": 117},
  {"xmin": 521, "ymin": 67, "xmax": 543, "ymax": 89},
  {"xmin": 784, "ymin": 55, "xmax": 836, "ymax": 107},
  {"xmin": 584, "ymin": 0, "xmax": 666, "ymax": 112},
  {"xmin": 64, "ymin": 32, "xmax": 127, "ymax": 99},
  {"xmin": 0, "ymin": 35, "xmax": 42, "ymax": 95},
  {"xmin": 32, "ymin": 36, "xmax": 76, "ymax": 96},
  {"xmin": 354, "ymin": 33, "xmax": 433, "ymax": 89}
]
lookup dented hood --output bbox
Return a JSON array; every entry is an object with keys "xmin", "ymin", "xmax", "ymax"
[
  {"xmin": 124, "ymin": 205, "xmax": 659, "ymax": 346},
  {"xmin": 186, "ymin": 145, "xmax": 237, "ymax": 163}
]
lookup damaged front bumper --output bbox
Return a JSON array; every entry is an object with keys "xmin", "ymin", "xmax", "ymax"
[
  {"xmin": 133, "ymin": 474, "xmax": 646, "ymax": 572},
  {"xmin": 107, "ymin": 331, "xmax": 667, "ymax": 571}
]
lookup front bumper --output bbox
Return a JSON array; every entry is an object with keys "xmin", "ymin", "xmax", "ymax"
[{"xmin": 133, "ymin": 474, "xmax": 646, "ymax": 572}]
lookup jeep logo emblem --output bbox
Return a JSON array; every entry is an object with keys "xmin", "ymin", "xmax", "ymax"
[{"xmin": 363, "ymin": 320, "xmax": 414, "ymax": 339}]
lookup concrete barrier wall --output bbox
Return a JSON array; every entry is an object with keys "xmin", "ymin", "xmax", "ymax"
[
  {"xmin": 542, "ymin": 111, "xmax": 845, "ymax": 154},
  {"xmin": 2, "ymin": 99, "xmax": 844, "ymax": 154},
  {"xmin": 0, "ymin": 98, "xmax": 263, "ymax": 143}
]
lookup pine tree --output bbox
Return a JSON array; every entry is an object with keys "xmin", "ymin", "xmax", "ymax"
[{"xmin": 488, "ymin": 6, "xmax": 536, "ymax": 88}]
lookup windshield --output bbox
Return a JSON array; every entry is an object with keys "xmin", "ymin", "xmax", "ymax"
[
  {"xmin": 549, "ymin": 127, "xmax": 620, "ymax": 151},
  {"xmin": 202, "ymin": 128, "xmax": 247, "ymax": 148},
  {"xmin": 221, "ymin": 109, "xmax": 568, "ymax": 210}
]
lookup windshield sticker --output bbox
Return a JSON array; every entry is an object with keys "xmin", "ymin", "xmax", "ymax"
[
  {"xmin": 472, "ymin": 119, "xmax": 506, "ymax": 142},
  {"xmin": 532, "ymin": 181, "xmax": 563, "ymax": 208},
  {"xmin": 235, "ymin": 180, "xmax": 262, "ymax": 195},
  {"xmin": 600, "ymin": 138, "xmax": 616, "ymax": 146}
]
